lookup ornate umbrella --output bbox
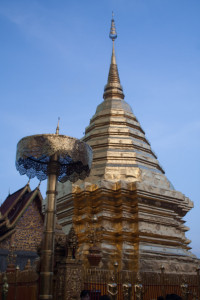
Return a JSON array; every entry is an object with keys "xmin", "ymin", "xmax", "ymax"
[{"xmin": 16, "ymin": 124, "xmax": 93, "ymax": 300}]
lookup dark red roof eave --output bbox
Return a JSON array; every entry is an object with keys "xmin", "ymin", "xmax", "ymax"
[
  {"xmin": 7, "ymin": 190, "xmax": 35, "ymax": 224},
  {"xmin": 0, "ymin": 187, "xmax": 25, "ymax": 216}
]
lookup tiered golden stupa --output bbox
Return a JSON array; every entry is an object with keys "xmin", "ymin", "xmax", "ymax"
[{"xmin": 57, "ymin": 16, "xmax": 199, "ymax": 274}]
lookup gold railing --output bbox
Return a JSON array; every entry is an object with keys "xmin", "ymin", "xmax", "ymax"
[
  {"xmin": 0, "ymin": 261, "xmax": 39, "ymax": 300},
  {"xmin": 84, "ymin": 268, "xmax": 200, "ymax": 300}
]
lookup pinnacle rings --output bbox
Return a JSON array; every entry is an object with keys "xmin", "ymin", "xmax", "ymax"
[
  {"xmin": 103, "ymin": 87, "xmax": 124, "ymax": 100},
  {"xmin": 109, "ymin": 17, "xmax": 117, "ymax": 41},
  {"xmin": 104, "ymin": 82, "xmax": 124, "ymax": 89}
]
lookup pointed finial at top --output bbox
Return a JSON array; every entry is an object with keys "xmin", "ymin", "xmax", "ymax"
[
  {"xmin": 109, "ymin": 12, "xmax": 117, "ymax": 41},
  {"xmin": 103, "ymin": 13, "xmax": 124, "ymax": 100},
  {"xmin": 56, "ymin": 117, "xmax": 60, "ymax": 135}
]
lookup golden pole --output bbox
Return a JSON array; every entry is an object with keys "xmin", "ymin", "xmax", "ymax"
[{"xmin": 39, "ymin": 153, "xmax": 59, "ymax": 300}]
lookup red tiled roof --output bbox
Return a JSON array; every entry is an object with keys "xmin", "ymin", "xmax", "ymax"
[{"xmin": 0, "ymin": 187, "xmax": 25, "ymax": 216}]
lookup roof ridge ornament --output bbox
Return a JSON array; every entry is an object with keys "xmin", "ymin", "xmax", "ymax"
[{"xmin": 56, "ymin": 117, "xmax": 60, "ymax": 135}]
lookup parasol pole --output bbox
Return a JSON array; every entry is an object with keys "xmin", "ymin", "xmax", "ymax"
[{"xmin": 39, "ymin": 153, "xmax": 59, "ymax": 299}]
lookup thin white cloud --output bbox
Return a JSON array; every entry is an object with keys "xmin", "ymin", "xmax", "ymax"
[{"xmin": 0, "ymin": 4, "xmax": 71, "ymax": 57}]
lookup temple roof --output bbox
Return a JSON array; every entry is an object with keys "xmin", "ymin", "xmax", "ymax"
[
  {"xmin": 7, "ymin": 190, "xmax": 35, "ymax": 224},
  {"xmin": 0, "ymin": 183, "xmax": 43, "ymax": 239},
  {"xmin": 0, "ymin": 186, "xmax": 26, "ymax": 216}
]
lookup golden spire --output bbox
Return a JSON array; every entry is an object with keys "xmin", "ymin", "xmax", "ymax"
[
  {"xmin": 103, "ymin": 13, "xmax": 124, "ymax": 100},
  {"xmin": 56, "ymin": 117, "xmax": 60, "ymax": 135}
]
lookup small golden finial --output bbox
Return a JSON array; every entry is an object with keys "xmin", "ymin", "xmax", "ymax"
[
  {"xmin": 109, "ymin": 12, "xmax": 117, "ymax": 41},
  {"xmin": 56, "ymin": 117, "xmax": 60, "ymax": 135},
  {"xmin": 103, "ymin": 13, "xmax": 124, "ymax": 100}
]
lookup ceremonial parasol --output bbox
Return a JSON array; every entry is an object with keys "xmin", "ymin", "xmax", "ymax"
[{"xmin": 16, "ymin": 122, "xmax": 92, "ymax": 299}]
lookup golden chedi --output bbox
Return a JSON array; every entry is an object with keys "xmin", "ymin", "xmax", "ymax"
[{"xmin": 57, "ymin": 16, "xmax": 199, "ymax": 274}]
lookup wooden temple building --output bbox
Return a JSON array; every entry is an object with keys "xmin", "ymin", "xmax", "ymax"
[
  {"xmin": 0, "ymin": 182, "xmax": 44, "ymax": 271},
  {"xmin": 56, "ymin": 17, "xmax": 199, "ymax": 275}
]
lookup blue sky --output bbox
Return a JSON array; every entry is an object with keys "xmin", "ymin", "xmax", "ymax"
[{"xmin": 0, "ymin": 0, "xmax": 200, "ymax": 257}]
